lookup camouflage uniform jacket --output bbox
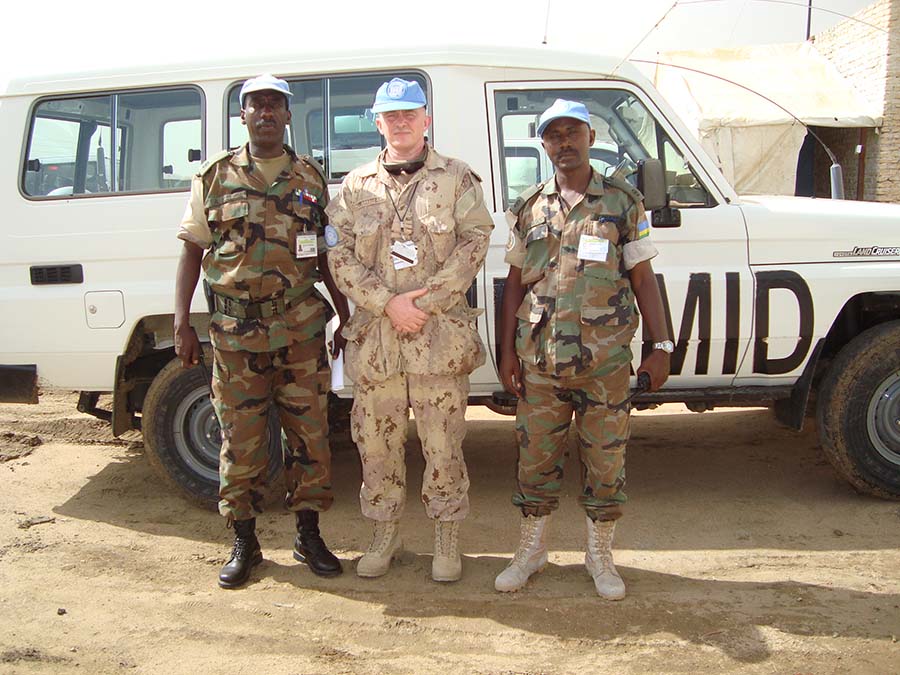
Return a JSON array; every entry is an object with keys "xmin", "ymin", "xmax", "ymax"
[
  {"xmin": 178, "ymin": 143, "xmax": 329, "ymax": 353},
  {"xmin": 325, "ymin": 146, "xmax": 494, "ymax": 383},
  {"xmin": 504, "ymin": 169, "xmax": 657, "ymax": 377}
]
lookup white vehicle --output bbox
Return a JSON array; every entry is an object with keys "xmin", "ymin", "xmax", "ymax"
[{"xmin": 2, "ymin": 46, "xmax": 899, "ymax": 505}]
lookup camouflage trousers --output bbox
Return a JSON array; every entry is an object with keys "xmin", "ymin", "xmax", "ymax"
[
  {"xmin": 351, "ymin": 373, "xmax": 470, "ymax": 522},
  {"xmin": 512, "ymin": 360, "xmax": 630, "ymax": 521},
  {"xmin": 211, "ymin": 337, "xmax": 333, "ymax": 521}
]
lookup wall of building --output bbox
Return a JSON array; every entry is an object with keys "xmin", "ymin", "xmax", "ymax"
[{"xmin": 813, "ymin": 0, "xmax": 899, "ymax": 203}]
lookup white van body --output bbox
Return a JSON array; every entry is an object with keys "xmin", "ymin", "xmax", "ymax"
[{"xmin": 2, "ymin": 45, "xmax": 899, "ymax": 505}]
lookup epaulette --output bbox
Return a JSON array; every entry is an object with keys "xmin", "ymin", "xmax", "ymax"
[
  {"xmin": 508, "ymin": 182, "xmax": 545, "ymax": 217},
  {"xmin": 602, "ymin": 173, "xmax": 644, "ymax": 206},
  {"xmin": 197, "ymin": 149, "xmax": 235, "ymax": 177},
  {"xmin": 300, "ymin": 154, "xmax": 328, "ymax": 187}
]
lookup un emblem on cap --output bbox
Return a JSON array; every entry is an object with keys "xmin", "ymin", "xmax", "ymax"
[
  {"xmin": 372, "ymin": 77, "xmax": 427, "ymax": 113},
  {"xmin": 386, "ymin": 80, "xmax": 407, "ymax": 99}
]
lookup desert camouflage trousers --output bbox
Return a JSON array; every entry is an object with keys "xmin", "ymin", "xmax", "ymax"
[
  {"xmin": 211, "ymin": 337, "xmax": 333, "ymax": 521},
  {"xmin": 351, "ymin": 373, "xmax": 470, "ymax": 522},
  {"xmin": 512, "ymin": 358, "xmax": 631, "ymax": 522}
]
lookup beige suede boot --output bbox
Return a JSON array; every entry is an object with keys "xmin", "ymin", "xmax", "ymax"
[
  {"xmin": 584, "ymin": 515, "xmax": 626, "ymax": 600},
  {"xmin": 356, "ymin": 520, "xmax": 401, "ymax": 578},
  {"xmin": 494, "ymin": 515, "xmax": 549, "ymax": 592},
  {"xmin": 432, "ymin": 520, "xmax": 462, "ymax": 582}
]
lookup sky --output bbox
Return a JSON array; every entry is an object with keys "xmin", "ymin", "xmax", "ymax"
[{"xmin": 1, "ymin": 0, "xmax": 873, "ymax": 89}]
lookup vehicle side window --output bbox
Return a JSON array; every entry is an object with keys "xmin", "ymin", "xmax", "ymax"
[
  {"xmin": 503, "ymin": 145, "xmax": 541, "ymax": 204},
  {"xmin": 494, "ymin": 88, "xmax": 713, "ymax": 210},
  {"xmin": 226, "ymin": 72, "xmax": 428, "ymax": 182},
  {"xmin": 24, "ymin": 88, "xmax": 202, "ymax": 198},
  {"xmin": 162, "ymin": 119, "xmax": 202, "ymax": 189}
]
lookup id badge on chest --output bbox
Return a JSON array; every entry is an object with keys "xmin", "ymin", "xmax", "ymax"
[
  {"xmin": 577, "ymin": 234, "xmax": 609, "ymax": 262},
  {"xmin": 295, "ymin": 232, "xmax": 318, "ymax": 259},
  {"xmin": 390, "ymin": 240, "xmax": 418, "ymax": 270}
]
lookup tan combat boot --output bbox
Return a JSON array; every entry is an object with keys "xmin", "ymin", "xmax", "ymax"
[
  {"xmin": 432, "ymin": 520, "xmax": 462, "ymax": 582},
  {"xmin": 356, "ymin": 520, "xmax": 401, "ymax": 578},
  {"xmin": 585, "ymin": 515, "xmax": 626, "ymax": 600},
  {"xmin": 494, "ymin": 515, "xmax": 549, "ymax": 592}
]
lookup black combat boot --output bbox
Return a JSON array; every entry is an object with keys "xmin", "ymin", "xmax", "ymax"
[
  {"xmin": 293, "ymin": 510, "xmax": 343, "ymax": 577},
  {"xmin": 218, "ymin": 518, "xmax": 263, "ymax": 589}
]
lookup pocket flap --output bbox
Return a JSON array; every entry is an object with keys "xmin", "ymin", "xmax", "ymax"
[
  {"xmin": 209, "ymin": 200, "xmax": 249, "ymax": 222},
  {"xmin": 525, "ymin": 222, "xmax": 548, "ymax": 245}
]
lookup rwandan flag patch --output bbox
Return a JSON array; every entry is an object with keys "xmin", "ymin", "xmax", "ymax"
[{"xmin": 636, "ymin": 217, "xmax": 651, "ymax": 239}]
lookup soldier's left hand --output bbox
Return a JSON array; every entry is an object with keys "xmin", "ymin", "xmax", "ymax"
[
  {"xmin": 637, "ymin": 350, "xmax": 670, "ymax": 392},
  {"xmin": 331, "ymin": 323, "xmax": 347, "ymax": 359}
]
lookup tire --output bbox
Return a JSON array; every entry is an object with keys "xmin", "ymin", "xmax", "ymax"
[
  {"xmin": 816, "ymin": 321, "xmax": 900, "ymax": 499},
  {"xmin": 142, "ymin": 349, "xmax": 283, "ymax": 509}
]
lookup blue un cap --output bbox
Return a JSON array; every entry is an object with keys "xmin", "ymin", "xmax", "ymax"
[
  {"xmin": 536, "ymin": 99, "xmax": 592, "ymax": 137},
  {"xmin": 239, "ymin": 74, "xmax": 293, "ymax": 108},
  {"xmin": 371, "ymin": 78, "xmax": 427, "ymax": 114}
]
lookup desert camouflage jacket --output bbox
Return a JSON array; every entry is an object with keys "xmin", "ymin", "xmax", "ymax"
[{"xmin": 325, "ymin": 147, "xmax": 494, "ymax": 382}]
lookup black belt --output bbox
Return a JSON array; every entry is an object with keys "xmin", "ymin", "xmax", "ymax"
[{"xmin": 213, "ymin": 293, "xmax": 307, "ymax": 320}]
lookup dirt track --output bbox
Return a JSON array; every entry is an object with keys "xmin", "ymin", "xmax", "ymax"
[{"xmin": 1, "ymin": 392, "xmax": 899, "ymax": 674}]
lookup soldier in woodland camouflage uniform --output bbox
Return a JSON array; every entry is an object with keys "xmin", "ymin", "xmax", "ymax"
[
  {"xmin": 494, "ymin": 100, "xmax": 673, "ymax": 599},
  {"xmin": 325, "ymin": 78, "xmax": 493, "ymax": 582},
  {"xmin": 174, "ymin": 75, "xmax": 350, "ymax": 589}
]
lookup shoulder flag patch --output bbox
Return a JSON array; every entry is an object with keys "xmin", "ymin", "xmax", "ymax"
[{"xmin": 637, "ymin": 217, "xmax": 651, "ymax": 240}]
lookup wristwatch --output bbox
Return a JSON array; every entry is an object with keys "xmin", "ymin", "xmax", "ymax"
[{"xmin": 652, "ymin": 340, "xmax": 675, "ymax": 353}]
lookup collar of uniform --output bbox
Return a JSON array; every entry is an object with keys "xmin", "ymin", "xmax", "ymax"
[
  {"xmin": 231, "ymin": 143, "xmax": 253, "ymax": 168},
  {"xmin": 422, "ymin": 145, "xmax": 447, "ymax": 171},
  {"xmin": 231, "ymin": 143, "xmax": 298, "ymax": 169},
  {"xmin": 370, "ymin": 145, "xmax": 445, "ymax": 182},
  {"xmin": 544, "ymin": 167, "xmax": 606, "ymax": 197}
]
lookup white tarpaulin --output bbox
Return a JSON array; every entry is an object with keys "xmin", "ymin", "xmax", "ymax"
[{"xmin": 649, "ymin": 43, "xmax": 882, "ymax": 195}]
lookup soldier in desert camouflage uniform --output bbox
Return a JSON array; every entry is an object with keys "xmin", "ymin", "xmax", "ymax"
[
  {"xmin": 494, "ymin": 100, "xmax": 673, "ymax": 599},
  {"xmin": 174, "ymin": 74, "xmax": 350, "ymax": 589},
  {"xmin": 325, "ymin": 78, "xmax": 493, "ymax": 582}
]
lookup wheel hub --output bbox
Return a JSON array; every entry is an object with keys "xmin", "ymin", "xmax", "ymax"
[
  {"xmin": 867, "ymin": 372, "xmax": 900, "ymax": 467},
  {"xmin": 172, "ymin": 385, "xmax": 221, "ymax": 482}
]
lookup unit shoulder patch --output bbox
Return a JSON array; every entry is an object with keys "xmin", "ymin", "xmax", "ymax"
[{"xmin": 324, "ymin": 224, "xmax": 340, "ymax": 248}]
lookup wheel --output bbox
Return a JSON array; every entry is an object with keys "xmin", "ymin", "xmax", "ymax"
[
  {"xmin": 816, "ymin": 321, "xmax": 900, "ymax": 499},
  {"xmin": 142, "ymin": 349, "xmax": 282, "ymax": 509}
]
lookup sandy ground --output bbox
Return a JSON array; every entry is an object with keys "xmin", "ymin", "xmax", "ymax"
[{"xmin": 0, "ymin": 392, "xmax": 898, "ymax": 675}]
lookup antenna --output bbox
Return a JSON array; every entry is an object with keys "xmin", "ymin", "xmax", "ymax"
[
  {"xmin": 607, "ymin": 0, "xmax": 887, "ymax": 198},
  {"xmin": 677, "ymin": 0, "xmax": 889, "ymax": 35},
  {"xmin": 634, "ymin": 58, "xmax": 846, "ymax": 198},
  {"xmin": 542, "ymin": 0, "xmax": 551, "ymax": 45},
  {"xmin": 611, "ymin": 1, "xmax": 679, "ymax": 76}
]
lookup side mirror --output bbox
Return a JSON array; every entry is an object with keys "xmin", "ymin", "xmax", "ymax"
[
  {"xmin": 637, "ymin": 158, "xmax": 666, "ymax": 211},
  {"xmin": 638, "ymin": 158, "xmax": 681, "ymax": 228}
]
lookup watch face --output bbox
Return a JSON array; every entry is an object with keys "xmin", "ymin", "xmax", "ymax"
[{"xmin": 654, "ymin": 340, "xmax": 675, "ymax": 353}]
